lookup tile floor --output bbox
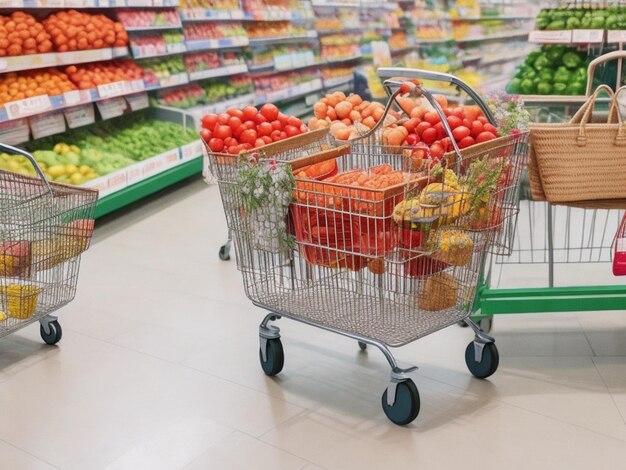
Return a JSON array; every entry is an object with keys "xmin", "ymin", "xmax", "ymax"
[{"xmin": 1, "ymin": 177, "xmax": 626, "ymax": 470}]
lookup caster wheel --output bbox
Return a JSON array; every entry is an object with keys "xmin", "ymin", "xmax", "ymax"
[
  {"xmin": 218, "ymin": 244, "xmax": 231, "ymax": 261},
  {"xmin": 381, "ymin": 379, "xmax": 420, "ymax": 426},
  {"xmin": 458, "ymin": 320, "xmax": 469, "ymax": 327},
  {"xmin": 358, "ymin": 341, "xmax": 367, "ymax": 351},
  {"xmin": 479, "ymin": 317, "xmax": 493, "ymax": 334},
  {"xmin": 259, "ymin": 338, "xmax": 284, "ymax": 376},
  {"xmin": 40, "ymin": 320, "xmax": 62, "ymax": 345},
  {"xmin": 465, "ymin": 341, "xmax": 499, "ymax": 379}
]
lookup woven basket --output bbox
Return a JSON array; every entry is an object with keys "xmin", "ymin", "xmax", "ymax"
[{"xmin": 530, "ymin": 85, "xmax": 626, "ymax": 205}]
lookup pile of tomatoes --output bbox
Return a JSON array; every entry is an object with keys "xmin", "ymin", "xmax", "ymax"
[{"xmin": 200, "ymin": 104, "xmax": 308, "ymax": 154}]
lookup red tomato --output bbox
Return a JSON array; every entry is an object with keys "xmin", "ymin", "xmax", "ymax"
[
  {"xmin": 255, "ymin": 113, "xmax": 268, "ymax": 124},
  {"xmin": 240, "ymin": 129, "xmax": 258, "ymax": 145},
  {"xmin": 279, "ymin": 131, "xmax": 287, "ymax": 140},
  {"xmin": 415, "ymin": 122, "xmax": 431, "ymax": 137},
  {"xmin": 405, "ymin": 133, "xmax": 420, "ymax": 145},
  {"xmin": 235, "ymin": 145, "xmax": 247, "ymax": 154},
  {"xmin": 277, "ymin": 113, "xmax": 289, "ymax": 125},
  {"xmin": 257, "ymin": 122, "xmax": 273, "ymax": 137},
  {"xmin": 484, "ymin": 123, "xmax": 499, "ymax": 135},
  {"xmin": 241, "ymin": 143, "xmax": 253, "ymax": 150},
  {"xmin": 433, "ymin": 122, "xmax": 446, "ymax": 140},
  {"xmin": 284, "ymin": 125, "xmax": 299, "ymax": 137},
  {"xmin": 262, "ymin": 135, "xmax": 273, "ymax": 144},
  {"xmin": 423, "ymin": 111, "xmax": 440, "ymax": 126},
  {"xmin": 208, "ymin": 137, "xmax": 224, "ymax": 152},
  {"xmin": 214, "ymin": 125, "xmax": 232, "ymax": 140},
  {"xmin": 217, "ymin": 113, "xmax": 230, "ymax": 125},
  {"xmin": 476, "ymin": 131, "xmax": 497, "ymax": 143},
  {"xmin": 199, "ymin": 129, "xmax": 211, "ymax": 141},
  {"xmin": 227, "ymin": 108, "xmax": 243, "ymax": 118},
  {"xmin": 234, "ymin": 125, "xmax": 246, "ymax": 138},
  {"xmin": 458, "ymin": 136, "xmax": 475, "ymax": 149},
  {"xmin": 447, "ymin": 115, "xmax": 462, "ymax": 130},
  {"xmin": 242, "ymin": 106, "xmax": 258, "ymax": 122},
  {"xmin": 478, "ymin": 116, "xmax": 489, "ymax": 124},
  {"xmin": 462, "ymin": 118, "xmax": 472, "ymax": 128},
  {"xmin": 201, "ymin": 114, "xmax": 218, "ymax": 131},
  {"xmin": 260, "ymin": 103, "xmax": 279, "ymax": 122},
  {"xmin": 228, "ymin": 116, "xmax": 242, "ymax": 130},
  {"xmin": 463, "ymin": 105, "xmax": 482, "ymax": 122},
  {"xmin": 452, "ymin": 126, "xmax": 471, "ymax": 141},
  {"xmin": 254, "ymin": 138, "xmax": 266, "ymax": 148},
  {"xmin": 227, "ymin": 146, "xmax": 238, "ymax": 154},
  {"xmin": 270, "ymin": 130, "xmax": 282, "ymax": 141},
  {"xmin": 271, "ymin": 120, "xmax": 282, "ymax": 131},
  {"xmin": 403, "ymin": 118, "xmax": 420, "ymax": 133},
  {"xmin": 224, "ymin": 137, "xmax": 237, "ymax": 147},
  {"xmin": 430, "ymin": 142, "xmax": 445, "ymax": 159},
  {"xmin": 450, "ymin": 107, "xmax": 465, "ymax": 118},
  {"xmin": 470, "ymin": 121, "xmax": 484, "ymax": 138},
  {"xmin": 443, "ymin": 107, "xmax": 451, "ymax": 117},
  {"xmin": 440, "ymin": 137, "xmax": 452, "ymax": 152},
  {"xmin": 300, "ymin": 123, "xmax": 308, "ymax": 133},
  {"xmin": 287, "ymin": 116, "xmax": 302, "ymax": 128},
  {"xmin": 243, "ymin": 120, "xmax": 256, "ymax": 130},
  {"xmin": 422, "ymin": 128, "xmax": 437, "ymax": 145}
]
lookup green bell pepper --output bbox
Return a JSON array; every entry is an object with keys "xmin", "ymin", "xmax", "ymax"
[
  {"xmin": 505, "ymin": 78, "xmax": 522, "ymax": 94},
  {"xmin": 562, "ymin": 51, "xmax": 582, "ymax": 69},
  {"xmin": 537, "ymin": 82, "xmax": 553, "ymax": 95},
  {"xmin": 553, "ymin": 82, "xmax": 568, "ymax": 95},
  {"xmin": 520, "ymin": 79, "xmax": 536, "ymax": 95}
]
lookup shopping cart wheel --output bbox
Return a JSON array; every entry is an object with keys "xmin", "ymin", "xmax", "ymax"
[
  {"xmin": 465, "ymin": 341, "xmax": 499, "ymax": 379},
  {"xmin": 218, "ymin": 242, "xmax": 231, "ymax": 261},
  {"xmin": 479, "ymin": 317, "xmax": 493, "ymax": 334},
  {"xmin": 358, "ymin": 341, "xmax": 367, "ymax": 351},
  {"xmin": 40, "ymin": 320, "xmax": 62, "ymax": 345},
  {"xmin": 381, "ymin": 379, "xmax": 420, "ymax": 426},
  {"xmin": 259, "ymin": 338, "xmax": 284, "ymax": 376}
]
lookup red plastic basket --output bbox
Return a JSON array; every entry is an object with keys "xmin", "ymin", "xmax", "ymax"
[{"xmin": 613, "ymin": 213, "xmax": 626, "ymax": 276}]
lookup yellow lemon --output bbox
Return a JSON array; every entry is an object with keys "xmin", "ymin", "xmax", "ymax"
[{"xmin": 47, "ymin": 165, "xmax": 66, "ymax": 178}]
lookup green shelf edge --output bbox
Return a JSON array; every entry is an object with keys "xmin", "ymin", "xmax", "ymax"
[{"xmin": 94, "ymin": 157, "xmax": 203, "ymax": 218}]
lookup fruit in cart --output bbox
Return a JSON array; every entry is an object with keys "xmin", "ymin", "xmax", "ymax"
[
  {"xmin": 417, "ymin": 272, "xmax": 458, "ymax": 311},
  {"xmin": 4, "ymin": 284, "xmax": 41, "ymax": 320},
  {"xmin": 200, "ymin": 105, "xmax": 307, "ymax": 154},
  {"xmin": 0, "ymin": 241, "xmax": 31, "ymax": 277},
  {"xmin": 42, "ymin": 10, "xmax": 128, "ymax": 51},
  {"xmin": 0, "ymin": 11, "xmax": 53, "ymax": 57},
  {"xmin": 0, "ymin": 311, "xmax": 6, "ymax": 321}
]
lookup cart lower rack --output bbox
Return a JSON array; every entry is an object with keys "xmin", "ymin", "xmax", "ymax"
[{"xmin": 206, "ymin": 71, "xmax": 528, "ymax": 425}]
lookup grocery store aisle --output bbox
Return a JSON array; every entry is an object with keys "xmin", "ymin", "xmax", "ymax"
[{"xmin": 1, "ymin": 178, "xmax": 626, "ymax": 470}]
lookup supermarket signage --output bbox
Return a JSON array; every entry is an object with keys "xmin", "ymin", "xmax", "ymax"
[
  {"xmin": 63, "ymin": 90, "xmax": 91, "ymax": 107},
  {"xmin": 5, "ymin": 95, "xmax": 53, "ymax": 120},
  {"xmin": 0, "ymin": 119, "xmax": 29, "ymax": 146},
  {"xmin": 29, "ymin": 111, "xmax": 66, "ymax": 140},
  {"xmin": 572, "ymin": 30, "xmax": 605, "ymax": 44},
  {"xmin": 64, "ymin": 104, "xmax": 96, "ymax": 129},
  {"xmin": 607, "ymin": 31, "xmax": 626, "ymax": 43},
  {"xmin": 1, "ymin": 0, "xmax": 23, "ymax": 7},
  {"xmin": 160, "ymin": 73, "xmax": 189, "ymax": 88},
  {"xmin": 97, "ymin": 81, "xmax": 130, "ymax": 99},
  {"xmin": 96, "ymin": 97, "xmax": 128, "ymax": 120},
  {"xmin": 529, "ymin": 30, "xmax": 573, "ymax": 44},
  {"xmin": 180, "ymin": 140, "xmax": 203, "ymax": 162},
  {"xmin": 125, "ymin": 92, "xmax": 150, "ymax": 111}
]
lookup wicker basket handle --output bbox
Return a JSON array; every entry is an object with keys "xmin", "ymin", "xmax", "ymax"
[
  {"xmin": 571, "ymin": 84, "xmax": 614, "ymax": 125},
  {"xmin": 577, "ymin": 85, "xmax": 626, "ymax": 147}
]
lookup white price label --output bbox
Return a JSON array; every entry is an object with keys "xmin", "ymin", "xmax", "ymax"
[
  {"xmin": 160, "ymin": 73, "xmax": 188, "ymax": 88},
  {"xmin": 167, "ymin": 43, "xmax": 187, "ymax": 54},
  {"xmin": 141, "ymin": 155, "xmax": 167, "ymax": 178},
  {"xmin": 106, "ymin": 170, "xmax": 127, "ymax": 195},
  {"xmin": 128, "ymin": 80, "xmax": 145, "ymax": 93},
  {"xmin": 125, "ymin": 92, "xmax": 149, "ymax": 111},
  {"xmin": 82, "ymin": 175, "xmax": 108, "ymax": 193},
  {"xmin": 29, "ymin": 111, "xmax": 66, "ymax": 140},
  {"xmin": 162, "ymin": 149, "xmax": 180, "ymax": 168},
  {"xmin": 529, "ymin": 30, "xmax": 572, "ymax": 43},
  {"xmin": 607, "ymin": 30, "xmax": 626, "ymax": 43},
  {"xmin": 572, "ymin": 29, "xmax": 605, "ymax": 43},
  {"xmin": 96, "ymin": 97, "xmax": 128, "ymax": 119},
  {"xmin": 63, "ymin": 90, "xmax": 90, "ymax": 107},
  {"xmin": 126, "ymin": 162, "xmax": 143, "ymax": 185},
  {"xmin": 0, "ymin": 119, "xmax": 29, "ymax": 146},
  {"xmin": 180, "ymin": 140, "xmax": 203, "ymax": 162},
  {"xmin": 64, "ymin": 104, "xmax": 95, "ymax": 129},
  {"xmin": 153, "ymin": 0, "xmax": 164, "ymax": 5},
  {"xmin": 1, "ymin": 0, "xmax": 24, "ymax": 6},
  {"xmin": 112, "ymin": 0, "xmax": 125, "ymax": 6},
  {"xmin": 97, "ymin": 81, "xmax": 129, "ymax": 99},
  {"xmin": 65, "ymin": 0, "xmax": 85, "ymax": 6},
  {"xmin": 5, "ymin": 95, "xmax": 53, "ymax": 120}
]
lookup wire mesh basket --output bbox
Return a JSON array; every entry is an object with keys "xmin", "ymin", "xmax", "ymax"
[{"xmin": 0, "ymin": 144, "xmax": 98, "ymax": 339}]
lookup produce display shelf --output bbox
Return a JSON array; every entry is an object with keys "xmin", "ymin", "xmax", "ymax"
[
  {"xmin": 462, "ymin": 54, "xmax": 483, "ymax": 63},
  {"xmin": 324, "ymin": 54, "xmax": 363, "ymax": 64},
  {"xmin": 179, "ymin": 9, "xmax": 309, "ymax": 22},
  {"xmin": 94, "ymin": 156, "xmax": 203, "ymax": 219},
  {"xmin": 255, "ymin": 78, "xmax": 324, "ymax": 104},
  {"xmin": 451, "ymin": 16, "xmax": 535, "ymax": 21},
  {"xmin": 414, "ymin": 38, "xmax": 452, "ymax": 44},
  {"xmin": 144, "ymin": 72, "xmax": 189, "ymax": 91},
  {"xmin": 323, "ymin": 75, "xmax": 353, "ymax": 89},
  {"xmin": 0, "ymin": 47, "xmax": 128, "ymax": 74},
  {"xmin": 185, "ymin": 37, "xmax": 250, "ymax": 52},
  {"xmin": 390, "ymin": 46, "xmax": 414, "ymax": 55},
  {"xmin": 457, "ymin": 30, "xmax": 530, "ymax": 43},
  {"xmin": 160, "ymin": 92, "xmax": 257, "ymax": 118},
  {"xmin": 528, "ymin": 30, "xmax": 614, "ymax": 45},
  {"xmin": 187, "ymin": 64, "xmax": 248, "ymax": 81},
  {"xmin": 480, "ymin": 52, "xmax": 528, "ymax": 66},
  {"xmin": 515, "ymin": 94, "xmax": 604, "ymax": 106},
  {"xmin": 248, "ymin": 32, "xmax": 318, "ymax": 46},
  {"xmin": 5, "ymin": 0, "xmax": 179, "ymax": 7},
  {"xmin": 317, "ymin": 27, "xmax": 363, "ymax": 35},
  {"xmin": 125, "ymin": 24, "xmax": 183, "ymax": 31},
  {"xmin": 0, "ymin": 79, "xmax": 146, "ymax": 123},
  {"xmin": 249, "ymin": 61, "xmax": 323, "ymax": 76},
  {"xmin": 131, "ymin": 44, "xmax": 187, "ymax": 59}
]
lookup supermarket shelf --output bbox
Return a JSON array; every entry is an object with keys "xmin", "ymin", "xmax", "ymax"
[
  {"xmin": 515, "ymin": 94, "xmax": 595, "ymax": 106},
  {"xmin": 185, "ymin": 37, "xmax": 250, "ymax": 52},
  {"xmin": 0, "ymin": 47, "xmax": 128, "ymax": 74},
  {"xmin": 451, "ymin": 16, "xmax": 534, "ymax": 21},
  {"xmin": 457, "ymin": 30, "xmax": 530, "ymax": 43},
  {"xmin": 248, "ymin": 32, "xmax": 318, "ymax": 46},
  {"xmin": 179, "ymin": 8, "xmax": 311, "ymax": 22},
  {"xmin": 249, "ymin": 61, "xmax": 323, "ymax": 75},
  {"xmin": 256, "ymin": 79, "xmax": 324, "ymax": 103},
  {"xmin": 131, "ymin": 43, "xmax": 187, "ymax": 59},
  {"xmin": 6, "ymin": 0, "xmax": 179, "ymax": 7},
  {"xmin": 125, "ymin": 24, "xmax": 183, "ymax": 32},
  {"xmin": 414, "ymin": 38, "xmax": 452, "ymax": 44},
  {"xmin": 323, "ymin": 54, "xmax": 363, "ymax": 64},
  {"xmin": 390, "ymin": 46, "xmax": 415, "ymax": 55},
  {"xmin": 481, "ymin": 52, "xmax": 528, "ymax": 66},
  {"xmin": 158, "ymin": 93, "xmax": 258, "ymax": 118},
  {"xmin": 528, "ymin": 29, "xmax": 607, "ymax": 45},
  {"xmin": 323, "ymin": 76, "xmax": 353, "ymax": 88},
  {"xmin": 188, "ymin": 64, "xmax": 248, "ymax": 81},
  {"xmin": 144, "ymin": 72, "xmax": 189, "ymax": 91},
  {"xmin": 94, "ymin": 154, "xmax": 203, "ymax": 219}
]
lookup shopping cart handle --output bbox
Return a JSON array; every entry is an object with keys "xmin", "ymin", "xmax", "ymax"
[
  {"xmin": 377, "ymin": 67, "xmax": 497, "ymax": 126},
  {"xmin": 0, "ymin": 142, "xmax": 53, "ymax": 194}
]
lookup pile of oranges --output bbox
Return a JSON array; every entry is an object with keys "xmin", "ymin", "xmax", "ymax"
[
  {"xmin": 65, "ymin": 60, "xmax": 144, "ymax": 90},
  {"xmin": 0, "ymin": 11, "xmax": 53, "ymax": 57},
  {"xmin": 42, "ymin": 10, "xmax": 128, "ymax": 52},
  {"xmin": 0, "ymin": 69, "xmax": 77, "ymax": 107}
]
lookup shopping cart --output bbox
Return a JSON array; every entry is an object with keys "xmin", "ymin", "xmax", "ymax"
[
  {"xmin": 0, "ymin": 144, "xmax": 97, "ymax": 345},
  {"xmin": 206, "ymin": 71, "xmax": 528, "ymax": 425},
  {"xmin": 472, "ymin": 51, "xmax": 626, "ymax": 325}
]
